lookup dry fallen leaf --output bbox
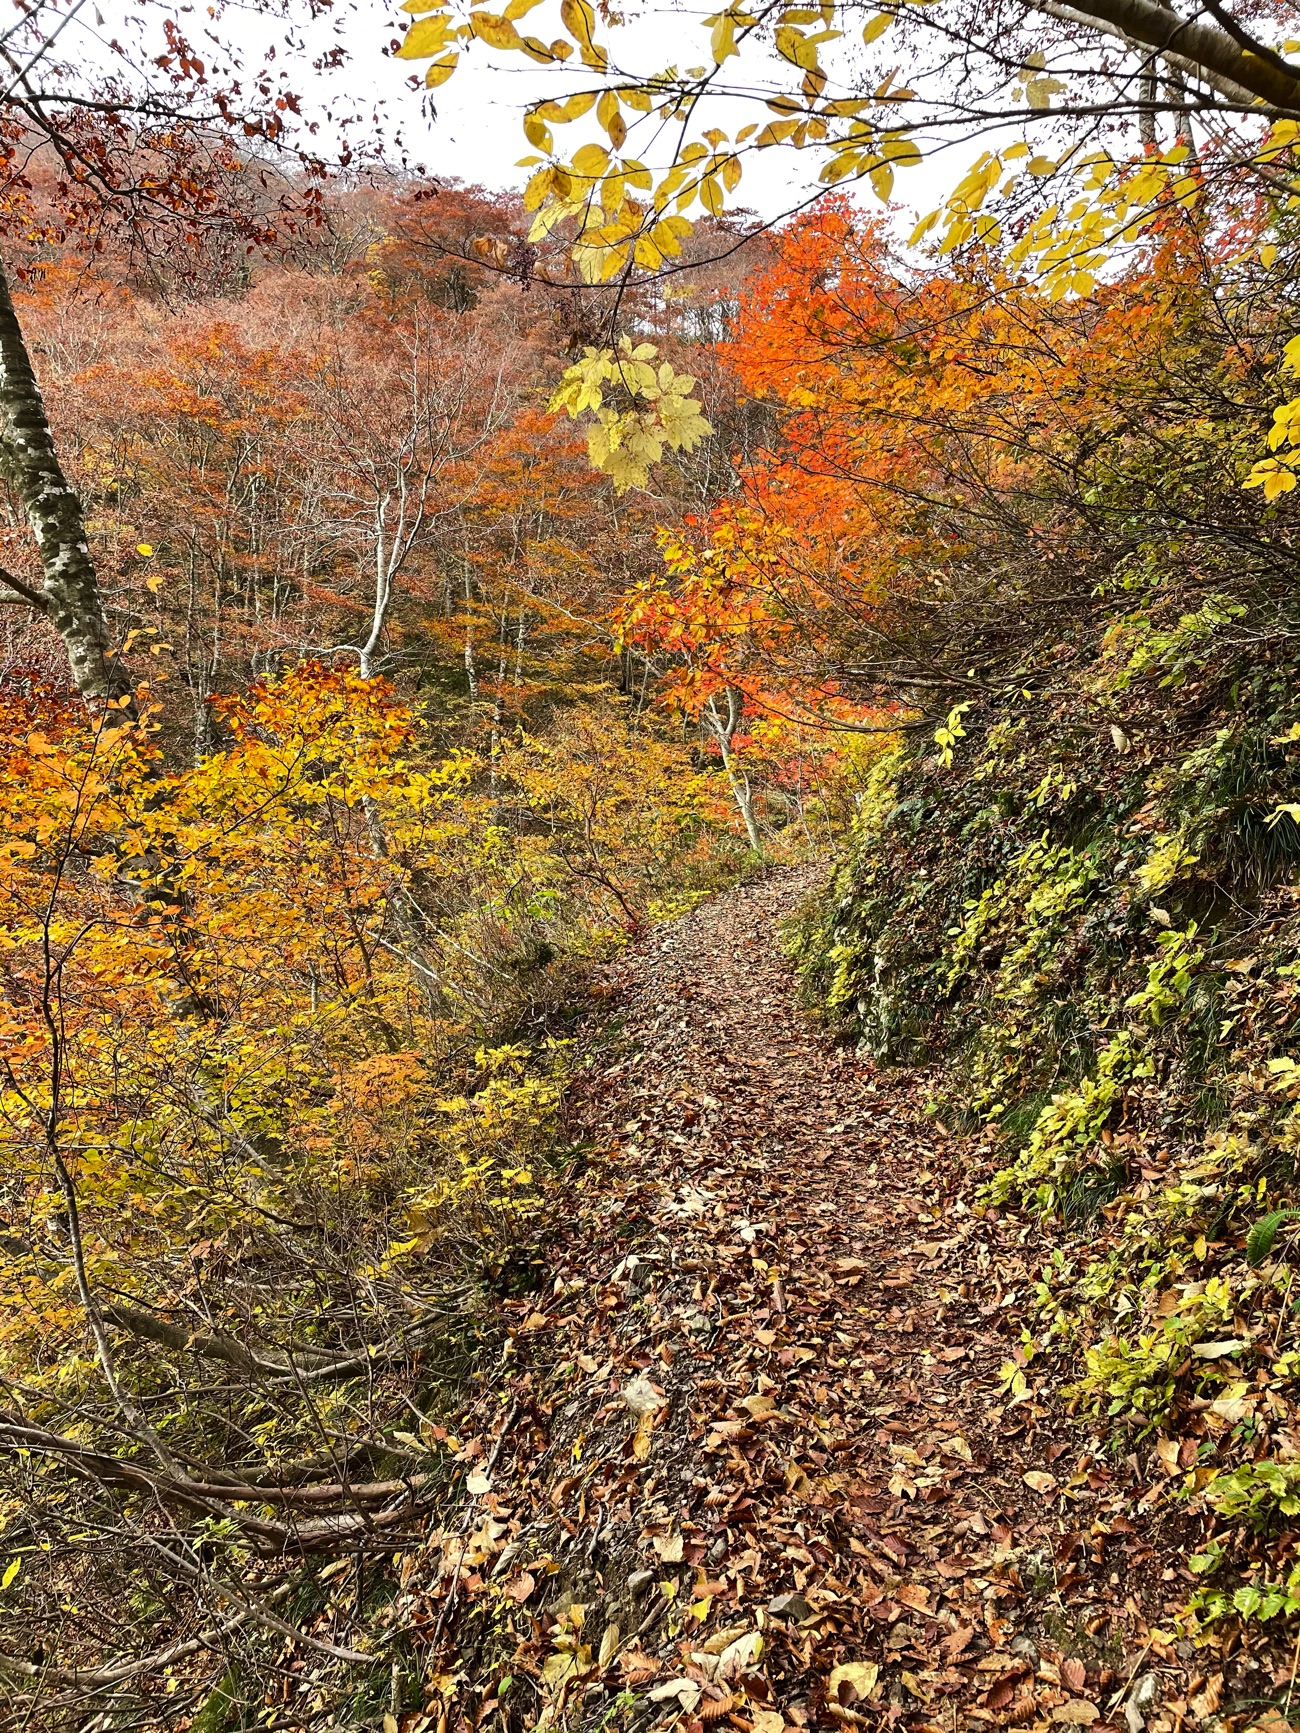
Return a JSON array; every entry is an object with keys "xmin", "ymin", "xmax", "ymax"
[
  {"xmin": 1023, "ymin": 1469, "xmax": 1058, "ymax": 1495},
  {"xmin": 1053, "ymin": 1701, "xmax": 1100, "ymax": 1724},
  {"xmin": 621, "ymin": 1651, "xmax": 660, "ymax": 1686},
  {"xmin": 648, "ymin": 1678, "xmax": 703, "ymax": 1712},
  {"xmin": 1062, "ymin": 1658, "xmax": 1087, "ymax": 1694},
  {"xmin": 1155, "ymin": 1437, "xmax": 1180, "ymax": 1475},
  {"xmin": 985, "ymin": 1678, "xmax": 1016, "ymax": 1711},
  {"xmin": 740, "ymin": 1392, "xmax": 777, "ymax": 1419},
  {"xmin": 942, "ymin": 1626, "xmax": 975, "ymax": 1660},
  {"xmin": 700, "ymin": 1624, "xmax": 750, "ymax": 1656},
  {"xmin": 1189, "ymin": 1675, "xmax": 1223, "ymax": 1720},
  {"xmin": 829, "ymin": 1661, "xmax": 880, "ymax": 1705},
  {"xmin": 717, "ymin": 1630, "xmax": 764, "ymax": 1680}
]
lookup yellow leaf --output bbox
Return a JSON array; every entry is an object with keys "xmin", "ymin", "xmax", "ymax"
[
  {"xmin": 572, "ymin": 141, "xmax": 610, "ymax": 178},
  {"xmin": 828, "ymin": 1661, "xmax": 878, "ymax": 1704},
  {"xmin": 425, "ymin": 53, "xmax": 459, "ymax": 85},
  {"xmin": 470, "ymin": 12, "xmax": 523, "ymax": 49},
  {"xmin": 560, "ymin": 0, "xmax": 605, "ymax": 65},
  {"xmin": 1, "ymin": 1559, "xmax": 18, "ymax": 1590},
  {"xmin": 597, "ymin": 89, "xmax": 627, "ymax": 149},
  {"xmin": 862, "ymin": 10, "xmax": 892, "ymax": 41},
  {"xmin": 397, "ymin": 12, "xmax": 455, "ymax": 57},
  {"xmin": 135, "ymin": 542, "xmax": 154, "ymax": 557}
]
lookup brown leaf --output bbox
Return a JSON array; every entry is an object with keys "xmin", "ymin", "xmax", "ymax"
[
  {"xmin": 1062, "ymin": 1659, "xmax": 1087, "ymax": 1694},
  {"xmin": 507, "ymin": 1572, "xmax": 536, "ymax": 1603},
  {"xmin": 896, "ymin": 1583, "xmax": 931, "ymax": 1613},
  {"xmin": 1188, "ymin": 1675, "xmax": 1222, "ymax": 1720},
  {"xmin": 941, "ymin": 1626, "xmax": 975, "ymax": 1661}
]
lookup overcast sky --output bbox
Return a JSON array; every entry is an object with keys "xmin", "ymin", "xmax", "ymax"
[{"xmin": 68, "ymin": 0, "xmax": 977, "ymax": 231}]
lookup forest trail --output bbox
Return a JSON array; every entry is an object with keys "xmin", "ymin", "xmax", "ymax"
[{"xmin": 446, "ymin": 869, "xmax": 1221, "ymax": 1733}]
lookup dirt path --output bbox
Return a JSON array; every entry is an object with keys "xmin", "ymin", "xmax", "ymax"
[{"xmin": 425, "ymin": 870, "xmax": 1226, "ymax": 1733}]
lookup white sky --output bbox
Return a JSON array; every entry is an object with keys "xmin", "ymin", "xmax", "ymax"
[{"xmin": 60, "ymin": 0, "xmax": 987, "ymax": 231}]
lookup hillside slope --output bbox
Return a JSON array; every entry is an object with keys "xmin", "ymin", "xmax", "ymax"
[{"xmin": 791, "ymin": 590, "xmax": 1300, "ymax": 1658}]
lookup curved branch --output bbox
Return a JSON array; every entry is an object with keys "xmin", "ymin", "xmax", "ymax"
[{"xmin": 1032, "ymin": 0, "xmax": 1300, "ymax": 113}]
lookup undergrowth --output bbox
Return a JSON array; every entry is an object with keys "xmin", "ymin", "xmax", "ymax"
[{"xmin": 788, "ymin": 581, "xmax": 1300, "ymax": 1635}]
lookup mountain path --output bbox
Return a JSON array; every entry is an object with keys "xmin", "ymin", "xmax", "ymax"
[{"xmin": 424, "ymin": 869, "xmax": 1230, "ymax": 1733}]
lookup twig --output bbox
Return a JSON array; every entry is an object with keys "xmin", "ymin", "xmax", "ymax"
[
  {"xmin": 0, "ymin": 1584, "xmax": 293, "ymax": 1689},
  {"xmin": 430, "ymin": 1400, "xmax": 522, "ymax": 1652}
]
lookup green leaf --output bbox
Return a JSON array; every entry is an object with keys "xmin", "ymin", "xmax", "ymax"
[{"xmin": 1247, "ymin": 1209, "xmax": 1300, "ymax": 1267}]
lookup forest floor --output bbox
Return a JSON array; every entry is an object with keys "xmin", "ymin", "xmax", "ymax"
[{"xmin": 413, "ymin": 868, "xmax": 1283, "ymax": 1733}]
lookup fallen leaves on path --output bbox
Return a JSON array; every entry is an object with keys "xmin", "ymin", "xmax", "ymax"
[{"xmin": 391, "ymin": 871, "xmax": 1284, "ymax": 1733}]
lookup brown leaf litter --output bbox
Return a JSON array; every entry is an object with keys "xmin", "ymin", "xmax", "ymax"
[{"xmin": 388, "ymin": 869, "xmax": 1294, "ymax": 1733}]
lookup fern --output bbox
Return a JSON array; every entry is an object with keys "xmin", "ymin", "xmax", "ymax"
[{"xmin": 1246, "ymin": 1209, "xmax": 1300, "ymax": 1267}]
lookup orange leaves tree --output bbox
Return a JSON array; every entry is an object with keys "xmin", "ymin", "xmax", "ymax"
[
  {"xmin": 621, "ymin": 507, "xmax": 887, "ymax": 847},
  {"xmin": 645, "ymin": 199, "xmax": 1280, "ymax": 736}
]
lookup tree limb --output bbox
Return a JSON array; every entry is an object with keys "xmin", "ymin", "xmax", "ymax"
[{"xmin": 1032, "ymin": 0, "xmax": 1300, "ymax": 113}]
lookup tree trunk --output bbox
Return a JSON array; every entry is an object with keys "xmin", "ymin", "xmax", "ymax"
[
  {"xmin": 706, "ymin": 690, "xmax": 761, "ymax": 851},
  {"xmin": 0, "ymin": 251, "xmax": 128, "ymax": 704}
]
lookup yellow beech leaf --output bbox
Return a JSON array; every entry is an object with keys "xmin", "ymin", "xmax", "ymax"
[
  {"xmin": 397, "ymin": 13, "xmax": 455, "ymax": 57},
  {"xmin": 560, "ymin": 0, "xmax": 605, "ymax": 65},
  {"xmin": 571, "ymin": 141, "xmax": 611, "ymax": 178},
  {"xmin": 425, "ymin": 53, "xmax": 459, "ymax": 85},
  {"xmin": 470, "ymin": 13, "xmax": 524, "ymax": 49},
  {"xmin": 523, "ymin": 111, "xmax": 553, "ymax": 150}
]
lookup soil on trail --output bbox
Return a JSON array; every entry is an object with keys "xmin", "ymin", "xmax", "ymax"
[{"xmin": 431, "ymin": 870, "xmax": 1242, "ymax": 1733}]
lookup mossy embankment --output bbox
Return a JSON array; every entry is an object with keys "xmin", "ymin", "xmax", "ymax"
[{"xmin": 790, "ymin": 590, "xmax": 1300, "ymax": 1629}]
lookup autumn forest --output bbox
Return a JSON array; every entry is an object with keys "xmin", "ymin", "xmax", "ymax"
[{"xmin": 6, "ymin": 0, "xmax": 1300, "ymax": 1729}]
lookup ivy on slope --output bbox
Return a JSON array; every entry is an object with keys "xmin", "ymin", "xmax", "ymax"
[{"xmin": 790, "ymin": 589, "xmax": 1300, "ymax": 1632}]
